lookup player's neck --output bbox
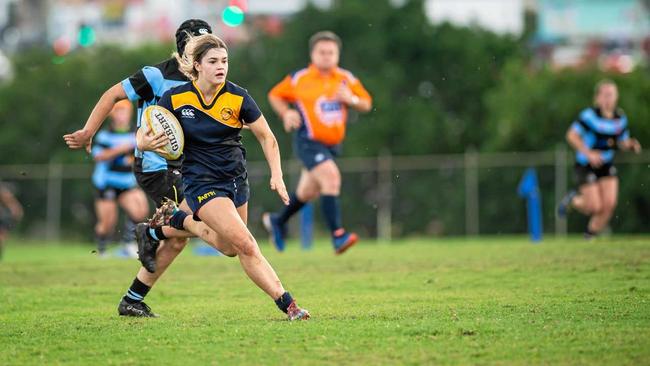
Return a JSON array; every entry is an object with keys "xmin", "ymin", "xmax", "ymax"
[
  {"xmin": 600, "ymin": 107, "xmax": 615, "ymax": 119},
  {"xmin": 312, "ymin": 64, "xmax": 336, "ymax": 75},
  {"xmin": 195, "ymin": 79, "xmax": 222, "ymax": 101}
]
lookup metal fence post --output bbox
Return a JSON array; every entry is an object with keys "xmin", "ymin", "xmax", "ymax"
[
  {"xmin": 465, "ymin": 148, "xmax": 479, "ymax": 236},
  {"xmin": 377, "ymin": 152, "xmax": 392, "ymax": 242},
  {"xmin": 555, "ymin": 145, "xmax": 568, "ymax": 237},
  {"xmin": 46, "ymin": 161, "xmax": 63, "ymax": 241}
]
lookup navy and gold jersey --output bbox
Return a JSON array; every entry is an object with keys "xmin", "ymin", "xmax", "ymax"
[
  {"xmin": 570, "ymin": 107, "xmax": 629, "ymax": 166},
  {"xmin": 122, "ymin": 58, "xmax": 188, "ymax": 173},
  {"xmin": 158, "ymin": 80, "xmax": 262, "ymax": 182}
]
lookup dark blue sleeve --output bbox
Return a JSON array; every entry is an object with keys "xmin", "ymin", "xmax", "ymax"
[
  {"xmin": 240, "ymin": 92, "xmax": 262, "ymax": 124},
  {"xmin": 157, "ymin": 90, "xmax": 173, "ymax": 111}
]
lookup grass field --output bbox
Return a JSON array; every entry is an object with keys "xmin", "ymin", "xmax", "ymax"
[{"xmin": 1, "ymin": 236, "xmax": 649, "ymax": 365}]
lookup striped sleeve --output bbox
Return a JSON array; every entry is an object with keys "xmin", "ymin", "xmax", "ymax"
[{"xmin": 121, "ymin": 66, "xmax": 164, "ymax": 102}]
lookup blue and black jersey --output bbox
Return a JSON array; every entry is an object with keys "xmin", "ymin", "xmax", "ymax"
[
  {"xmin": 121, "ymin": 58, "xmax": 188, "ymax": 173},
  {"xmin": 91, "ymin": 129, "xmax": 137, "ymax": 190},
  {"xmin": 157, "ymin": 80, "xmax": 262, "ymax": 183},
  {"xmin": 571, "ymin": 107, "xmax": 630, "ymax": 166}
]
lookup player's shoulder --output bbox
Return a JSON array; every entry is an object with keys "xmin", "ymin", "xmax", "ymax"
[
  {"xmin": 163, "ymin": 81, "xmax": 193, "ymax": 97},
  {"xmin": 579, "ymin": 107, "xmax": 597, "ymax": 120},
  {"xmin": 225, "ymin": 80, "xmax": 251, "ymax": 97},
  {"xmin": 150, "ymin": 58, "xmax": 186, "ymax": 81},
  {"xmin": 336, "ymin": 67, "xmax": 359, "ymax": 83},
  {"xmin": 289, "ymin": 67, "xmax": 310, "ymax": 84}
]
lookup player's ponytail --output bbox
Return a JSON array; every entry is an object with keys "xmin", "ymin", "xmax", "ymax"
[{"xmin": 173, "ymin": 34, "xmax": 228, "ymax": 81}]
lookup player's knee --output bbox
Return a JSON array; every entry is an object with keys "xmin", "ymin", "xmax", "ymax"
[
  {"xmin": 588, "ymin": 201, "xmax": 603, "ymax": 214},
  {"xmin": 221, "ymin": 248, "xmax": 237, "ymax": 257},
  {"xmin": 601, "ymin": 200, "xmax": 617, "ymax": 215},
  {"xmin": 232, "ymin": 234, "xmax": 258, "ymax": 257},
  {"xmin": 319, "ymin": 175, "xmax": 341, "ymax": 194}
]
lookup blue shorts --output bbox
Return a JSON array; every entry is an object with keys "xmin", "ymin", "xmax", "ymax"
[
  {"xmin": 294, "ymin": 135, "xmax": 341, "ymax": 170},
  {"xmin": 184, "ymin": 172, "xmax": 250, "ymax": 217}
]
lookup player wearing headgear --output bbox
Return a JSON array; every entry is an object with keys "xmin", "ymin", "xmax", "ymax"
[
  {"xmin": 91, "ymin": 100, "xmax": 147, "ymax": 257},
  {"xmin": 64, "ymin": 19, "xmax": 232, "ymax": 317},
  {"xmin": 262, "ymin": 31, "xmax": 372, "ymax": 254},
  {"xmin": 557, "ymin": 79, "xmax": 642, "ymax": 239}
]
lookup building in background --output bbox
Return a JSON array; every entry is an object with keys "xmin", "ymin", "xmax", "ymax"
[{"xmin": 0, "ymin": 0, "xmax": 648, "ymax": 73}]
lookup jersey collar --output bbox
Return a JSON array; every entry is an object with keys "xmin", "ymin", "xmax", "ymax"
[{"xmin": 192, "ymin": 80, "xmax": 226, "ymax": 109}]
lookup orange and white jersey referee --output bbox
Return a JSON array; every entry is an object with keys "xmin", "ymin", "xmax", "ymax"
[
  {"xmin": 269, "ymin": 62, "xmax": 372, "ymax": 147},
  {"xmin": 264, "ymin": 31, "xmax": 372, "ymax": 255}
]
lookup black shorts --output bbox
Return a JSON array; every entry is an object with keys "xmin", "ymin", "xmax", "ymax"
[
  {"xmin": 574, "ymin": 163, "xmax": 617, "ymax": 186},
  {"xmin": 135, "ymin": 168, "xmax": 184, "ymax": 208},
  {"xmin": 184, "ymin": 172, "xmax": 250, "ymax": 216},
  {"xmin": 94, "ymin": 187, "xmax": 131, "ymax": 200},
  {"xmin": 294, "ymin": 135, "xmax": 341, "ymax": 170}
]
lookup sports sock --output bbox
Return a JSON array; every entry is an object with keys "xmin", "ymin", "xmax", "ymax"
[
  {"xmin": 146, "ymin": 227, "xmax": 166, "ymax": 241},
  {"xmin": 122, "ymin": 218, "xmax": 136, "ymax": 243},
  {"xmin": 275, "ymin": 291, "xmax": 294, "ymax": 313},
  {"xmin": 169, "ymin": 210, "xmax": 188, "ymax": 231},
  {"xmin": 276, "ymin": 192, "xmax": 306, "ymax": 226},
  {"xmin": 123, "ymin": 277, "xmax": 151, "ymax": 304},
  {"xmin": 320, "ymin": 195, "xmax": 342, "ymax": 234},
  {"xmin": 96, "ymin": 234, "xmax": 109, "ymax": 254}
]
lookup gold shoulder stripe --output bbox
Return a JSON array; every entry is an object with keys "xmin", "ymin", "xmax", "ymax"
[{"xmin": 171, "ymin": 91, "xmax": 244, "ymax": 129}]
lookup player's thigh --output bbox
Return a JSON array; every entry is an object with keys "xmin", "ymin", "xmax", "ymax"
[
  {"xmin": 236, "ymin": 202, "xmax": 248, "ymax": 225},
  {"xmin": 578, "ymin": 182, "xmax": 603, "ymax": 212},
  {"xmin": 198, "ymin": 198, "xmax": 254, "ymax": 252},
  {"xmin": 95, "ymin": 198, "xmax": 118, "ymax": 228},
  {"xmin": 598, "ymin": 177, "xmax": 619, "ymax": 211},
  {"xmin": 310, "ymin": 160, "xmax": 341, "ymax": 187},
  {"xmin": 296, "ymin": 169, "xmax": 320, "ymax": 200},
  {"xmin": 118, "ymin": 188, "xmax": 149, "ymax": 220}
]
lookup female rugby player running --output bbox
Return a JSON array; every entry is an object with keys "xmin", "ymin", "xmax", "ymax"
[
  {"xmin": 558, "ymin": 79, "xmax": 642, "ymax": 239},
  {"xmin": 156, "ymin": 33, "xmax": 309, "ymax": 320}
]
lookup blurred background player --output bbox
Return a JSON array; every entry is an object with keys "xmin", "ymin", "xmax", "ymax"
[
  {"xmin": 558, "ymin": 79, "xmax": 642, "ymax": 239},
  {"xmin": 91, "ymin": 99, "xmax": 148, "ymax": 257},
  {"xmin": 64, "ymin": 19, "xmax": 233, "ymax": 317},
  {"xmin": 263, "ymin": 31, "xmax": 372, "ymax": 254},
  {"xmin": 0, "ymin": 181, "xmax": 23, "ymax": 261}
]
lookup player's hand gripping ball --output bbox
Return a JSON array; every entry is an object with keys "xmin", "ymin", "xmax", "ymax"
[{"xmin": 141, "ymin": 105, "xmax": 184, "ymax": 160}]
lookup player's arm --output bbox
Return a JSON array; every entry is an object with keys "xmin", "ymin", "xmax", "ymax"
[
  {"xmin": 566, "ymin": 124, "xmax": 603, "ymax": 167},
  {"xmin": 63, "ymin": 83, "xmax": 128, "ymax": 152},
  {"xmin": 0, "ymin": 187, "xmax": 23, "ymax": 221},
  {"xmin": 268, "ymin": 76, "xmax": 301, "ymax": 132},
  {"xmin": 336, "ymin": 76, "xmax": 372, "ymax": 113},
  {"xmin": 248, "ymin": 115, "xmax": 289, "ymax": 205},
  {"xmin": 616, "ymin": 129, "xmax": 642, "ymax": 153}
]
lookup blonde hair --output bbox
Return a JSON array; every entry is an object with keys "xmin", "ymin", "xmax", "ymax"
[{"xmin": 173, "ymin": 33, "xmax": 228, "ymax": 81}]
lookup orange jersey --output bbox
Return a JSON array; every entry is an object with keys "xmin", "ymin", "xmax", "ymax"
[{"xmin": 268, "ymin": 64, "xmax": 372, "ymax": 146}]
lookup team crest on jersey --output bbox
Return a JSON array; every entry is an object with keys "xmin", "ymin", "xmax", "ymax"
[
  {"xmin": 220, "ymin": 107, "xmax": 234, "ymax": 121},
  {"xmin": 182, "ymin": 108, "xmax": 195, "ymax": 118}
]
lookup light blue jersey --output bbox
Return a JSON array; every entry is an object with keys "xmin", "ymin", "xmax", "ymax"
[
  {"xmin": 121, "ymin": 58, "xmax": 188, "ymax": 173},
  {"xmin": 92, "ymin": 129, "xmax": 137, "ymax": 190},
  {"xmin": 571, "ymin": 107, "xmax": 629, "ymax": 166}
]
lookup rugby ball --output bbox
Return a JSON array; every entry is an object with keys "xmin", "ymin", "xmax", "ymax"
[{"xmin": 141, "ymin": 105, "xmax": 184, "ymax": 160}]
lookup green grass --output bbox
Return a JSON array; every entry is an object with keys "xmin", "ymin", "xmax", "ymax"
[{"xmin": 1, "ymin": 236, "xmax": 649, "ymax": 365}]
